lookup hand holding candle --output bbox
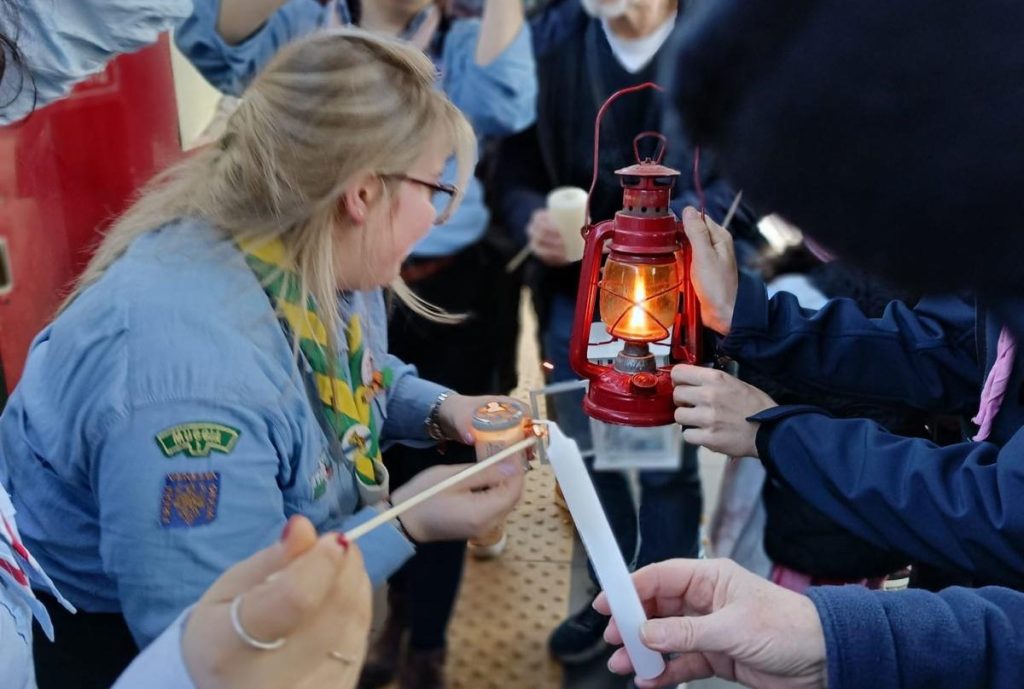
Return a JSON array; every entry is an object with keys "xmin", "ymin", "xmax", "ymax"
[{"xmin": 545, "ymin": 423, "xmax": 666, "ymax": 681}]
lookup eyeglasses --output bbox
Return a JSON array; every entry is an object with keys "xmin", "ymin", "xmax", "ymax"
[{"xmin": 383, "ymin": 173, "xmax": 459, "ymax": 224}]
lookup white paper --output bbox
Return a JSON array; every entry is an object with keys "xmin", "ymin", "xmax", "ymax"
[{"xmin": 546, "ymin": 423, "xmax": 666, "ymax": 681}]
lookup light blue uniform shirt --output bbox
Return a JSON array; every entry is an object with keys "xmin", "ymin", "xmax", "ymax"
[
  {"xmin": 0, "ymin": 0, "xmax": 192, "ymax": 124},
  {"xmin": 0, "ymin": 487, "xmax": 74, "ymax": 689},
  {"xmin": 0, "ymin": 218, "xmax": 442, "ymax": 647},
  {"xmin": 176, "ymin": 0, "xmax": 537, "ymax": 256}
]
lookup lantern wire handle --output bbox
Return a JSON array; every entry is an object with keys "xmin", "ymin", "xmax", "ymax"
[{"xmin": 586, "ymin": 82, "xmax": 706, "ymax": 229}]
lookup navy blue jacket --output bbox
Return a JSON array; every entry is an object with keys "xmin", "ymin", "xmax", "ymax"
[
  {"xmin": 724, "ymin": 274, "xmax": 1024, "ymax": 687},
  {"xmin": 726, "ymin": 273, "xmax": 1024, "ymax": 588},
  {"xmin": 808, "ymin": 584, "xmax": 1024, "ymax": 689}
]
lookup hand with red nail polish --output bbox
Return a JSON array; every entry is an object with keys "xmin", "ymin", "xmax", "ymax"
[{"xmin": 180, "ymin": 515, "xmax": 370, "ymax": 689}]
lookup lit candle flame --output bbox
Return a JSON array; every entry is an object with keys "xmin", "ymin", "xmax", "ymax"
[{"xmin": 627, "ymin": 274, "xmax": 647, "ymax": 333}]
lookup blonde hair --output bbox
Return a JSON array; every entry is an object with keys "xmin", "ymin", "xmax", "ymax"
[{"xmin": 65, "ymin": 28, "xmax": 475, "ymax": 348}]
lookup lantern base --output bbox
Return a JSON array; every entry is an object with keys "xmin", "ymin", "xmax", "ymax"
[{"xmin": 582, "ymin": 368, "xmax": 675, "ymax": 427}]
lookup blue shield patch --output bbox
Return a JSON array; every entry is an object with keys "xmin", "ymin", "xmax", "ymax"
[{"xmin": 160, "ymin": 472, "xmax": 221, "ymax": 528}]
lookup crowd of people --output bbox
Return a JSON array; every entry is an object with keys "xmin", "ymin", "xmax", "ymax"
[{"xmin": 0, "ymin": 1, "xmax": 1021, "ymax": 689}]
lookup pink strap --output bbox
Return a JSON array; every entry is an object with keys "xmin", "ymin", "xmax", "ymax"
[
  {"xmin": 804, "ymin": 237, "xmax": 837, "ymax": 263},
  {"xmin": 972, "ymin": 326, "xmax": 1017, "ymax": 441}
]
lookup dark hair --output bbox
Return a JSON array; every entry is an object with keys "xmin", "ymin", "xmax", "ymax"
[{"xmin": 0, "ymin": 0, "xmax": 31, "ymax": 110}]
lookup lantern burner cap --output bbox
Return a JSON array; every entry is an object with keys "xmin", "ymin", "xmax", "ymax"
[{"xmin": 613, "ymin": 342, "xmax": 657, "ymax": 375}]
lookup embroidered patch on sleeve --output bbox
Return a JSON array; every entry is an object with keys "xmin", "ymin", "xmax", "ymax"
[
  {"xmin": 155, "ymin": 423, "xmax": 241, "ymax": 458},
  {"xmin": 160, "ymin": 472, "xmax": 221, "ymax": 528}
]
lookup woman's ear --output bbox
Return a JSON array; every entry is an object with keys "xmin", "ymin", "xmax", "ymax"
[{"xmin": 339, "ymin": 173, "xmax": 385, "ymax": 225}]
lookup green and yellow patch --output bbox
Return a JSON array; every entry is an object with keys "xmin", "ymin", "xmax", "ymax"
[{"xmin": 155, "ymin": 423, "xmax": 241, "ymax": 458}]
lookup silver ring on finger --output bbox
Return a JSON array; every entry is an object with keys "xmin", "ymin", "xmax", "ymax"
[{"xmin": 230, "ymin": 594, "xmax": 287, "ymax": 651}]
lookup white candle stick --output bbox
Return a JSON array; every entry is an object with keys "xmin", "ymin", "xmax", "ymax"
[
  {"xmin": 343, "ymin": 436, "xmax": 539, "ymax": 542},
  {"xmin": 546, "ymin": 425, "xmax": 666, "ymax": 681}
]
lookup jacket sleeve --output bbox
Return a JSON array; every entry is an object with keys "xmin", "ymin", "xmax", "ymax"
[
  {"xmin": 439, "ymin": 20, "xmax": 537, "ymax": 137},
  {"xmin": 380, "ymin": 354, "xmax": 448, "ymax": 448},
  {"xmin": 0, "ymin": 0, "xmax": 192, "ymax": 123},
  {"xmin": 724, "ymin": 272, "xmax": 981, "ymax": 414},
  {"xmin": 751, "ymin": 406, "xmax": 1024, "ymax": 586},
  {"xmin": 493, "ymin": 125, "xmax": 549, "ymax": 248},
  {"xmin": 95, "ymin": 397, "xmax": 407, "ymax": 648},
  {"xmin": 807, "ymin": 585, "xmax": 1024, "ymax": 689},
  {"xmin": 175, "ymin": 0, "xmax": 325, "ymax": 95}
]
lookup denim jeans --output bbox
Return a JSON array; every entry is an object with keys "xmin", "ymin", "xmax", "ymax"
[{"xmin": 542, "ymin": 293, "xmax": 703, "ymax": 587}]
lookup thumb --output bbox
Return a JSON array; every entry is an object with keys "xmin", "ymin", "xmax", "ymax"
[
  {"xmin": 639, "ymin": 614, "xmax": 732, "ymax": 655},
  {"xmin": 202, "ymin": 516, "xmax": 318, "ymax": 601},
  {"xmin": 682, "ymin": 206, "xmax": 719, "ymax": 265}
]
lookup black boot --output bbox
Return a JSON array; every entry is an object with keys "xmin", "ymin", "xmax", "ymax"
[
  {"xmin": 357, "ymin": 586, "xmax": 408, "ymax": 689},
  {"xmin": 399, "ymin": 647, "xmax": 446, "ymax": 689}
]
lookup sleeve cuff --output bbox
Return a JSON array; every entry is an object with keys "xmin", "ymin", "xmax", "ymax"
[
  {"xmin": 747, "ymin": 404, "xmax": 830, "ymax": 469},
  {"xmin": 721, "ymin": 272, "xmax": 771, "ymax": 353},
  {"xmin": 110, "ymin": 608, "xmax": 197, "ymax": 689},
  {"xmin": 385, "ymin": 375, "xmax": 449, "ymax": 445},
  {"xmin": 340, "ymin": 507, "xmax": 416, "ymax": 588},
  {"xmin": 807, "ymin": 586, "xmax": 900, "ymax": 689}
]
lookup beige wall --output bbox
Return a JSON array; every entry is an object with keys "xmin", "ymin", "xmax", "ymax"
[{"xmin": 170, "ymin": 42, "xmax": 222, "ymax": 150}]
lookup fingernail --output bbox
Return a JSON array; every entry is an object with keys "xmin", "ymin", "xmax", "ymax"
[
  {"xmin": 499, "ymin": 460, "xmax": 518, "ymax": 477},
  {"xmin": 640, "ymin": 621, "xmax": 664, "ymax": 645},
  {"xmin": 464, "ymin": 432, "xmax": 475, "ymax": 444},
  {"xmin": 280, "ymin": 519, "xmax": 293, "ymax": 542},
  {"xmin": 336, "ymin": 534, "xmax": 350, "ymax": 551}
]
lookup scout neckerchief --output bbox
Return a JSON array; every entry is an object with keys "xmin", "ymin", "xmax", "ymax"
[{"xmin": 240, "ymin": 237, "xmax": 393, "ymax": 488}]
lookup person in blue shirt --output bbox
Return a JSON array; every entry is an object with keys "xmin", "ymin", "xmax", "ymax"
[
  {"xmin": 0, "ymin": 6, "xmax": 406, "ymax": 689},
  {"xmin": 0, "ymin": 27, "xmax": 527, "ymax": 689},
  {"xmin": 175, "ymin": 3, "xmax": 538, "ymax": 686},
  {"xmin": 0, "ymin": 2, "xmax": 188, "ymax": 686}
]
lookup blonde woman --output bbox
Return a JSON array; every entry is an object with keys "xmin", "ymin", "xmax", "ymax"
[{"xmin": 0, "ymin": 28, "xmax": 525, "ymax": 689}]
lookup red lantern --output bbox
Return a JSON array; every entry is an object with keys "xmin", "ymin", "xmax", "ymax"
[{"xmin": 568, "ymin": 84, "xmax": 707, "ymax": 427}]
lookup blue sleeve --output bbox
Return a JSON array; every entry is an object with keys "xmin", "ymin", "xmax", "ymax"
[
  {"xmin": 175, "ymin": 0, "xmax": 326, "ymax": 95},
  {"xmin": 440, "ymin": 20, "xmax": 537, "ymax": 137},
  {"xmin": 724, "ymin": 272, "xmax": 981, "ymax": 413},
  {"xmin": 110, "ymin": 609, "xmax": 195, "ymax": 689},
  {"xmin": 0, "ymin": 0, "xmax": 192, "ymax": 123},
  {"xmin": 381, "ymin": 354, "xmax": 448, "ymax": 448},
  {"xmin": 94, "ymin": 397, "xmax": 406, "ymax": 647},
  {"xmin": 808, "ymin": 585, "xmax": 1024, "ymax": 689},
  {"xmin": 751, "ymin": 406, "xmax": 1024, "ymax": 587}
]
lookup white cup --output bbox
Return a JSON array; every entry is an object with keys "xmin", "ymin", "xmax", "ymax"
[{"xmin": 546, "ymin": 186, "xmax": 589, "ymax": 263}]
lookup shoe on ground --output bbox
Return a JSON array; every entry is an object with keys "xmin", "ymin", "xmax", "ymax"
[
  {"xmin": 357, "ymin": 588, "xmax": 407, "ymax": 689},
  {"xmin": 548, "ymin": 598, "xmax": 610, "ymax": 664},
  {"xmin": 398, "ymin": 647, "xmax": 447, "ymax": 689}
]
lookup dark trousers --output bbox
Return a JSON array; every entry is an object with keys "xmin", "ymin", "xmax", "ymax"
[
  {"xmin": 385, "ymin": 236, "xmax": 519, "ymax": 650},
  {"xmin": 33, "ymin": 591, "xmax": 138, "ymax": 689}
]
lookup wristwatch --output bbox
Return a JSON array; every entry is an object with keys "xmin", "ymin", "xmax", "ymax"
[{"xmin": 424, "ymin": 391, "xmax": 453, "ymax": 442}]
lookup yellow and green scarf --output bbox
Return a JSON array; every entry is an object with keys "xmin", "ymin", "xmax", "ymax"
[{"xmin": 240, "ymin": 238, "xmax": 393, "ymax": 488}]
